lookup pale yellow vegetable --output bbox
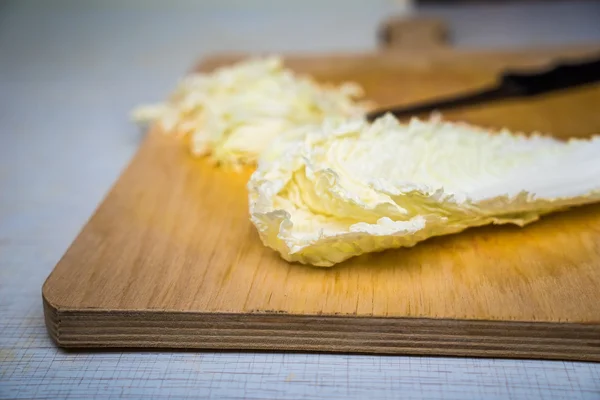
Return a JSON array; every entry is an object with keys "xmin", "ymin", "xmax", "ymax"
[
  {"xmin": 248, "ymin": 114, "xmax": 600, "ymax": 267},
  {"xmin": 131, "ymin": 56, "xmax": 368, "ymax": 166}
]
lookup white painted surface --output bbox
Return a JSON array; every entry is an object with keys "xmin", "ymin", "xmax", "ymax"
[{"xmin": 1, "ymin": 1, "xmax": 600, "ymax": 398}]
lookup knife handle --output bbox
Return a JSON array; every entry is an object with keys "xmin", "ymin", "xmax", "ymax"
[{"xmin": 500, "ymin": 55, "xmax": 600, "ymax": 96}]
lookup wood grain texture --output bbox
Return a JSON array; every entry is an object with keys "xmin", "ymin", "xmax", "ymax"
[{"xmin": 43, "ymin": 47, "xmax": 600, "ymax": 361}]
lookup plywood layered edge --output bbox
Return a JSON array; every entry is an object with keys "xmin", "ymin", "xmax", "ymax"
[{"xmin": 43, "ymin": 299, "xmax": 600, "ymax": 361}]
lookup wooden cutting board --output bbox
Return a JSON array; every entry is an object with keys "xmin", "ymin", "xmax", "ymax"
[{"xmin": 43, "ymin": 47, "xmax": 600, "ymax": 361}]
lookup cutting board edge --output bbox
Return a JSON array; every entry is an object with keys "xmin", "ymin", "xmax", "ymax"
[{"xmin": 43, "ymin": 297, "xmax": 600, "ymax": 362}]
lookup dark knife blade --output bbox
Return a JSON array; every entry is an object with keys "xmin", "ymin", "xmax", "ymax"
[{"xmin": 366, "ymin": 54, "xmax": 600, "ymax": 122}]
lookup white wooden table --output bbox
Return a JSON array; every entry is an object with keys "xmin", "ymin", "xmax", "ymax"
[{"xmin": 2, "ymin": 1, "xmax": 600, "ymax": 398}]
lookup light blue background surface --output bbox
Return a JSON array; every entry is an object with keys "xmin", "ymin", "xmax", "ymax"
[{"xmin": 2, "ymin": 1, "xmax": 600, "ymax": 398}]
